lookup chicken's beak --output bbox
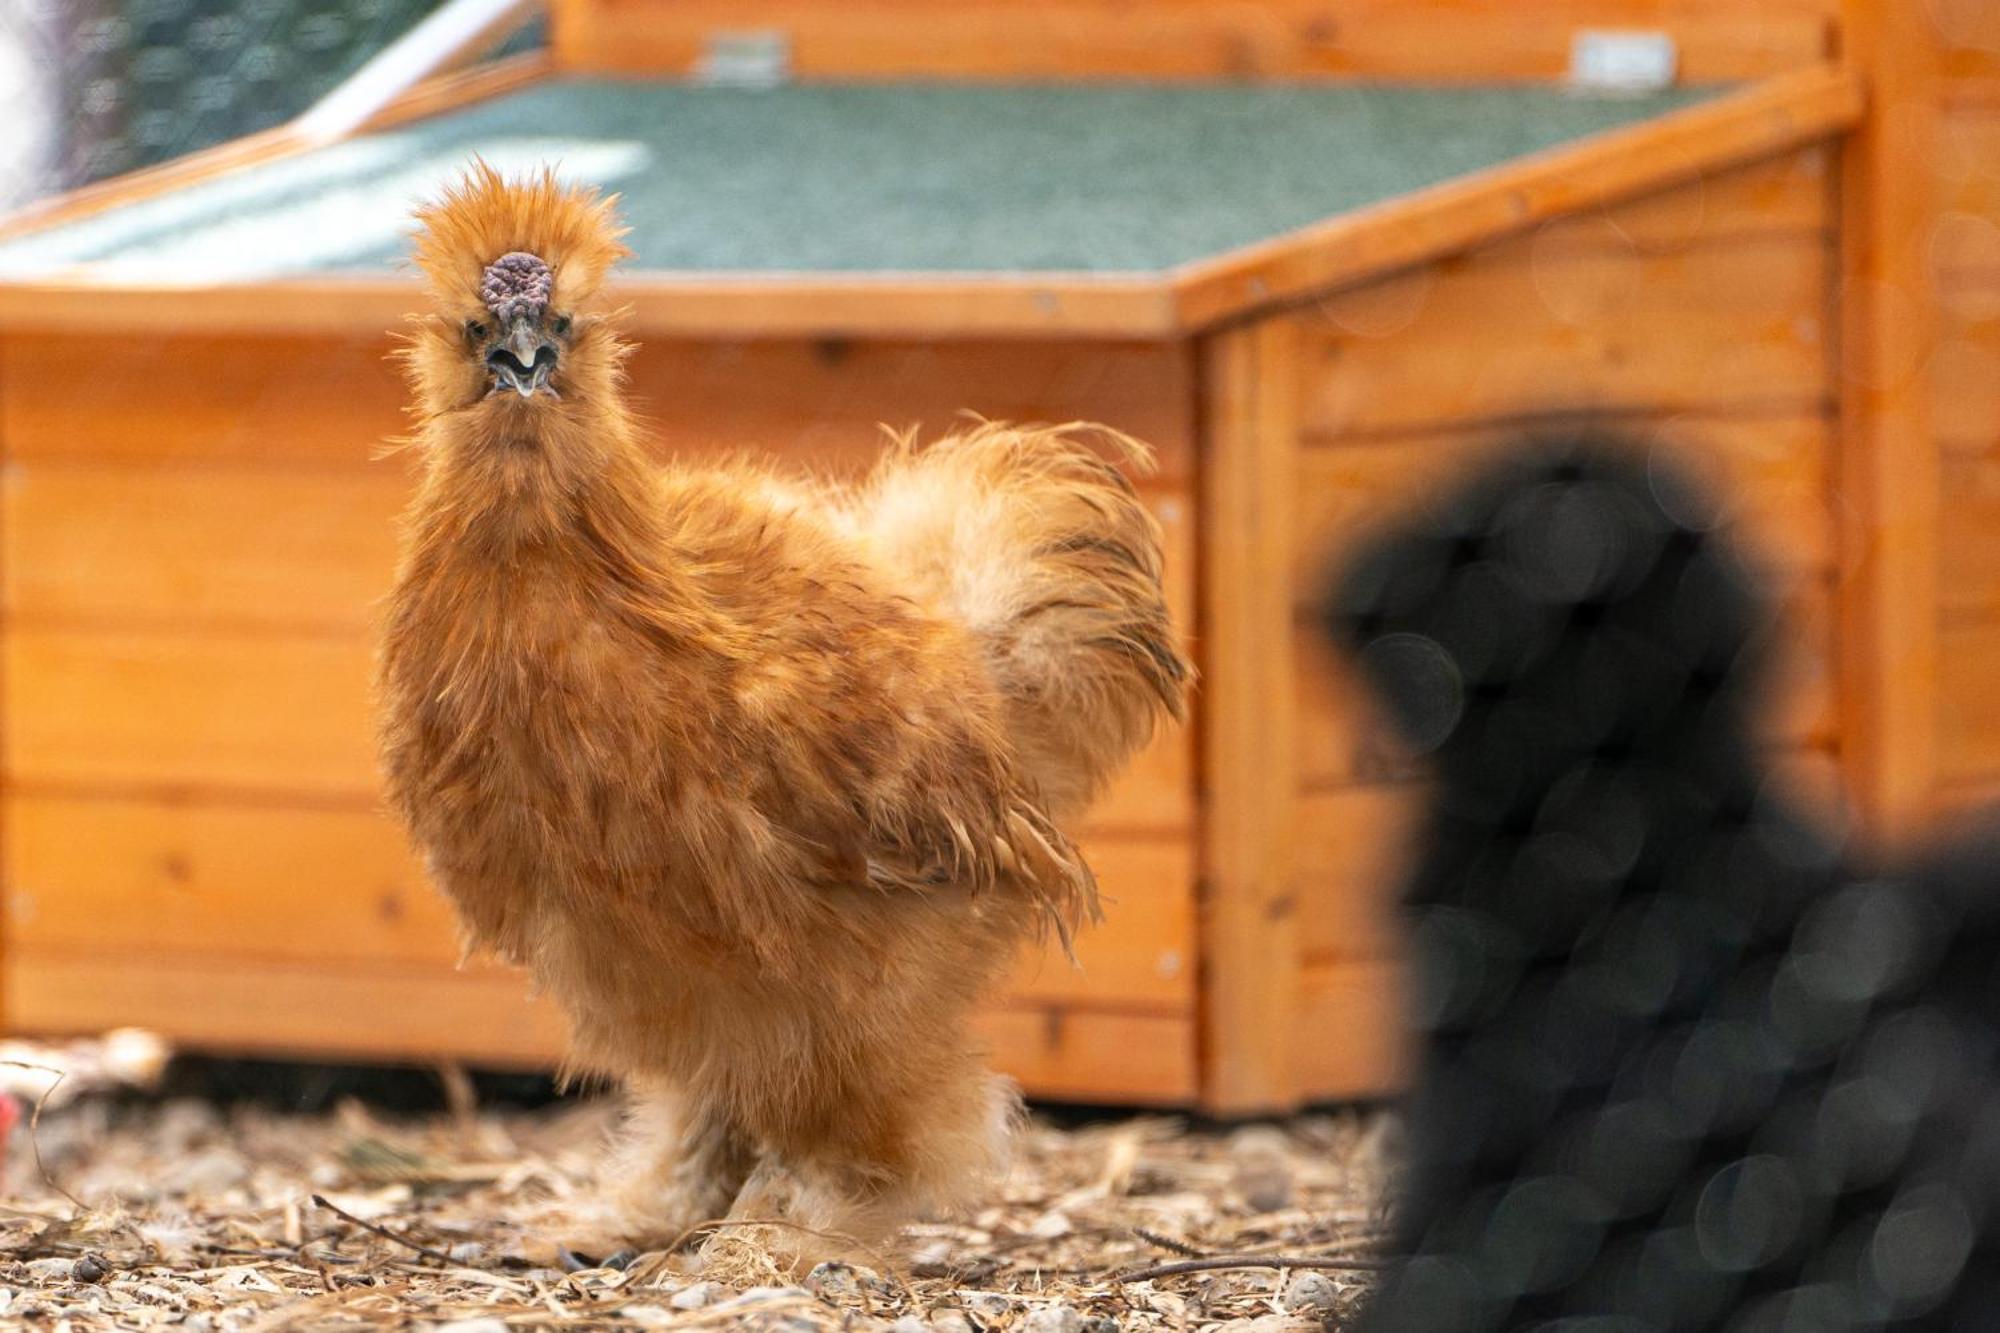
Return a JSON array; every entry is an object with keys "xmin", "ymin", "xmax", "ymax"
[{"xmin": 486, "ymin": 316, "xmax": 559, "ymax": 399}]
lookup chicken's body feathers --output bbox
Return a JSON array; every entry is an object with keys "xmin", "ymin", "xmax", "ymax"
[{"xmin": 377, "ymin": 168, "xmax": 1187, "ymax": 1255}]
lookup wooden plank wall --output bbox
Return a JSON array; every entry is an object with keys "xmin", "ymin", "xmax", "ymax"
[
  {"xmin": 0, "ymin": 333, "xmax": 1201, "ymax": 1102},
  {"xmin": 551, "ymin": 0, "xmax": 1835, "ymax": 82},
  {"xmin": 1204, "ymin": 144, "xmax": 1841, "ymax": 1107},
  {"xmin": 1931, "ymin": 2, "xmax": 2000, "ymax": 810}
]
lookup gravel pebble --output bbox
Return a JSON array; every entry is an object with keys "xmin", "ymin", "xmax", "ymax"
[{"xmin": 1024, "ymin": 1305, "xmax": 1082, "ymax": 1333}]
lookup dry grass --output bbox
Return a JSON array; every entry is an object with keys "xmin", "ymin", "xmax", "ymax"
[{"xmin": 0, "ymin": 1039, "xmax": 1395, "ymax": 1331}]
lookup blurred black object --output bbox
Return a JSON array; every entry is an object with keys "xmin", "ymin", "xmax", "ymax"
[{"xmin": 1323, "ymin": 435, "xmax": 2000, "ymax": 1329}]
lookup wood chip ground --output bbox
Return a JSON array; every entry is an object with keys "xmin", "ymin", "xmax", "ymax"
[{"xmin": 0, "ymin": 1040, "xmax": 1395, "ymax": 1331}]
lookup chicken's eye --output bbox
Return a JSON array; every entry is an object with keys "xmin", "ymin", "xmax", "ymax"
[
  {"xmin": 464, "ymin": 319, "xmax": 488, "ymax": 342},
  {"xmin": 553, "ymin": 314, "xmax": 573, "ymax": 336}
]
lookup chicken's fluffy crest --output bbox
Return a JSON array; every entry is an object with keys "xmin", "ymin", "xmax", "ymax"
[{"xmin": 411, "ymin": 160, "xmax": 632, "ymax": 315}]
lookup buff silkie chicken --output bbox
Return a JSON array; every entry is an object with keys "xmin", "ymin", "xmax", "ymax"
[{"xmin": 375, "ymin": 165, "xmax": 1189, "ymax": 1257}]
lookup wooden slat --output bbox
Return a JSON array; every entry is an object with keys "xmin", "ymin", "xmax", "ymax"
[
  {"xmin": 1295, "ymin": 576, "xmax": 1837, "ymax": 791},
  {"xmin": 1294, "ymin": 957, "xmax": 1409, "ymax": 1102},
  {"xmin": 5, "ymin": 947, "xmax": 1195, "ymax": 1100},
  {"xmin": 5, "ymin": 629, "xmax": 377, "ymax": 797},
  {"xmin": 1295, "ymin": 784, "xmax": 1424, "ymax": 967},
  {"xmin": 552, "ymin": 0, "xmax": 1830, "ymax": 82},
  {"xmin": 5, "ymin": 952, "xmax": 569, "ymax": 1068},
  {"xmin": 1197, "ymin": 318, "xmax": 1302, "ymax": 1113},
  {"xmin": 4, "ymin": 791, "xmax": 1191, "ymax": 1010},
  {"xmin": 1, "ymin": 334, "xmax": 408, "ymax": 465},
  {"xmin": 1937, "ymin": 0, "xmax": 2000, "ymax": 85},
  {"xmin": 1937, "ymin": 109, "xmax": 2000, "ymax": 276},
  {"xmin": 626, "ymin": 339, "xmax": 1199, "ymax": 486},
  {"xmin": 1292, "ymin": 412, "xmax": 1836, "ymax": 594},
  {"xmin": 1172, "ymin": 70, "xmax": 1857, "ymax": 330},
  {"xmin": 1838, "ymin": 0, "xmax": 1943, "ymax": 836},
  {"xmin": 3, "ymin": 462, "xmax": 407, "ymax": 633},
  {"xmin": 972, "ymin": 1007, "xmax": 1196, "ymax": 1104},
  {"xmin": 1938, "ymin": 619, "xmax": 2000, "ymax": 787},
  {"xmin": 0, "ymin": 275, "xmax": 1180, "ymax": 341},
  {"xmin": 2, "ymin": 336, "xmax": 1198, "ymax": 481},
  {"xmin": 0, "ymin": 457, "xmax": 1190, "ymax": 639},
  {"xmin": 1525, "ymin": 145, "xmax": 1832, "ymax": 254},
  {"xmin": 1286, "ymin": 234, "xmax": 1831, "ymax": 442},
  {"xmin": 6, "ymin": 796, "xmax": 454, "ymax": 967},
  {"xmin": 1934, "ymin": 284, "xmax": 2000, "ymax": 451},
  {"xmin": 1940, "ymin": 444, "xmax": 2000, "ymax": 620},
  {"xmin": 1011, "ymin": 838, "xmax": 1194, "ymax": 1008}
]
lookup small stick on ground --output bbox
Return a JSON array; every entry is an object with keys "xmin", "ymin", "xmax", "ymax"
[
  {"xmin": 1112, "ymin": 1255, "xmax": 1394, "ymax": 1283},
  {"xmin": 309, "ymin": 1194, "xmax": 456, "ymax": 1267},
  {"xmin": 3, "ymin": 1061, "xmax": 84, "ymax": 1213},
  {"xmin": 1131, "ymin": 1227, "xmax": 1207, "ymax": 1258}
]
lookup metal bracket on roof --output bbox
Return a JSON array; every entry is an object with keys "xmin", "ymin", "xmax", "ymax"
[
  {"xmin": 1568, "ymin": 30, "xmax": 1679, "ymax": 94},
  {"xmin": 694, "ymin": 30, "xmax": 793, "ymax": 88}
]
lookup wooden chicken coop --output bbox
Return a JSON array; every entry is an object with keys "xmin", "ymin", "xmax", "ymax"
[{"xmin": 0, "ymin": 0, "xmax": 1982, "ymax": 1113}]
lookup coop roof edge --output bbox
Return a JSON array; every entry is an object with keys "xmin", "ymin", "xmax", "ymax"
[{"xmin": 0, "ymin": 66, "xmax": 1860, "ymax": 340}]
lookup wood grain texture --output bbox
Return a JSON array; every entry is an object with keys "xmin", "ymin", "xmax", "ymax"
[
  {"xmin": 1838, "ymin": 0, "xmax": 1943, "ymax": 834},
  {"xmin": 3, "ymin": 792, "xmax": 1192, "ymax": 1012},
  {"xmin": 1172, "ymin": 71, "xmax": 1855, "ymax": 330},
  {"xmin": 1933, "ymin": 284, "xmax": 2000, "ymax": 450},
  {"xmin": 5, "ymin": 948, "xmax": 1196, "ymax": 1100},
  {"xmin": 1937, "ymin": 109, "xmax": 2000, "ymax": 277},
  {"xmin": 0, "ymin": 275, "xmax": 1180, "ymax": 341},
  {"xmin": 1294, "ymin": 956, "xmax": 1409, "ymax": 1102},
  {"xmin": 1, "ymin": 335, "xmax": 1197, "ymax": 479},
  {"xmin": 1295, "ymin": 577, "xmax": 1839, "ymax": 791},
  {"xmin": 1291, "ymin": 411, "xmax": 1837, "ymax": 592},
  {"xmin": 1937, "ymin": 619, "xmax": 2000, "ymax": 787},
  {"xmin": 1197, "ymin": 318, "xmax": 1303, "ymax": 1113},
  {"xmin": 1285, "ymin": 233, "xmax": 1832, "ymax": 441},
  {"xmin": 1939, "ymin": 443, "xmax": 2000, "ymax": 620},
  {"xmin": 552, "ymin": 0, "xmax": 1832, "ymax": 82}
]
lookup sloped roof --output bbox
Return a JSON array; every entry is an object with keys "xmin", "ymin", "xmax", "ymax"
[{"xmin": 0, "ymin": 69, "xmax": 1860, "ymax": 336}]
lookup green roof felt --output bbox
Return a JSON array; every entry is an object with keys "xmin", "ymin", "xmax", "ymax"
[{"xmin": 0, "ymin": 80, "xmax": 1714, "ymax": 282}]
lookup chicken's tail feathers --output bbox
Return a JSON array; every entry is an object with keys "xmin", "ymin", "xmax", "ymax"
[{"xmin": 856, "ymin": 419, "xmax": 1192, "ymax": 820}]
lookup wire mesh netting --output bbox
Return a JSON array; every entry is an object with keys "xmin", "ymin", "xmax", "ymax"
[{"xmin": 0, "ymin": 1, "xmax": 555, "ymax": 213}]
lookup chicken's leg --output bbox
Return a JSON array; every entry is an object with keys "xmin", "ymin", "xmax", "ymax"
[{"xmin": 606, "ymin": 1079, "xmax": 756, "ymax": 1246}]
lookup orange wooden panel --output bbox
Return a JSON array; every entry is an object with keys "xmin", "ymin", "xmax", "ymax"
[
  {"xmin": 6, "ymin": 948, "xmax": 1194, "ymax": 1100},
  {"xmin": 1940, "ymin": 444, "xmax": 2000, "ymax": 620},
  {"xmin": 5, "ymin": 952, "xmax": 570, "ymax": 1068},
  {"xmin": 1291, "ymin": 412, "xmax": 1836, "ymax": 596},
  {"xmin": 1289, "ymin": 234, "xmax": 1831, "ymax": 440},
  {"xmin": 1838, "ymin": 0, "xmax": 1944, "ymax": 838},
  {"xmin": 1938, "ymin": 619, "xmax": 2000, "ymax": 787},
  {"xmin": 1295, "ymin": 784, "xmax": 1425, "ymax": 966},
  {"xmin": 1294, "ymin": 956, "xmax": 1410, "ymax": 1102},
  {"xmin": 1, "ymin": 334, "xmax": 408, "ymax": 465},
  {"xmin": 3, "ymin": 460, "xmax": 409, "ymax": 633},
  {"xmin": 1295, "ymin": 576, "xmax": 1839, "ymax": 792},
  {"xmin": 1934, "ymin": 283, "xmax": 2000, "ymax": 451},
  {"xmin": 1010, "ymin": 837, "xmax": 1195, "ymax": 1008},
  {"xmin": 1937, "ymin": 109, "xmax": 2000, "ymax": 275},
  {"xmin": 1523, "ymin": 147, "xmax": 1831, "ymax": 255},
  {"xmin": 1199, "ymin": 319, "xmax": 1304, "ymax": 1113},
  {"xmin": 4, "ymin": 334, "xmax": 1196, "ymax": 478},
  {"xmin": 1937, "ymin": 0, "xmax": 2000, "ymax": 84},
  {"xmin": 6, "ymin": 790, "xmax": 1190, "ymax": 1010},
  {"xmin": 5, "ymin": 629, "xmax": 377, "ymax": 797},
  {"xmin": 6, "ymin": 795, "xmax": 455, "ymax": 968},
  {"xmin": 975, "ymin": 1007, "xmax": 1196, "ymax": 1103},
  {"xmin": 625, "ymin": 340, "xmax": 1198, "ymax": 484},
  {"xmin": 552, "ymin": 0, "xmax": 1829, "ymax": 82}
]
